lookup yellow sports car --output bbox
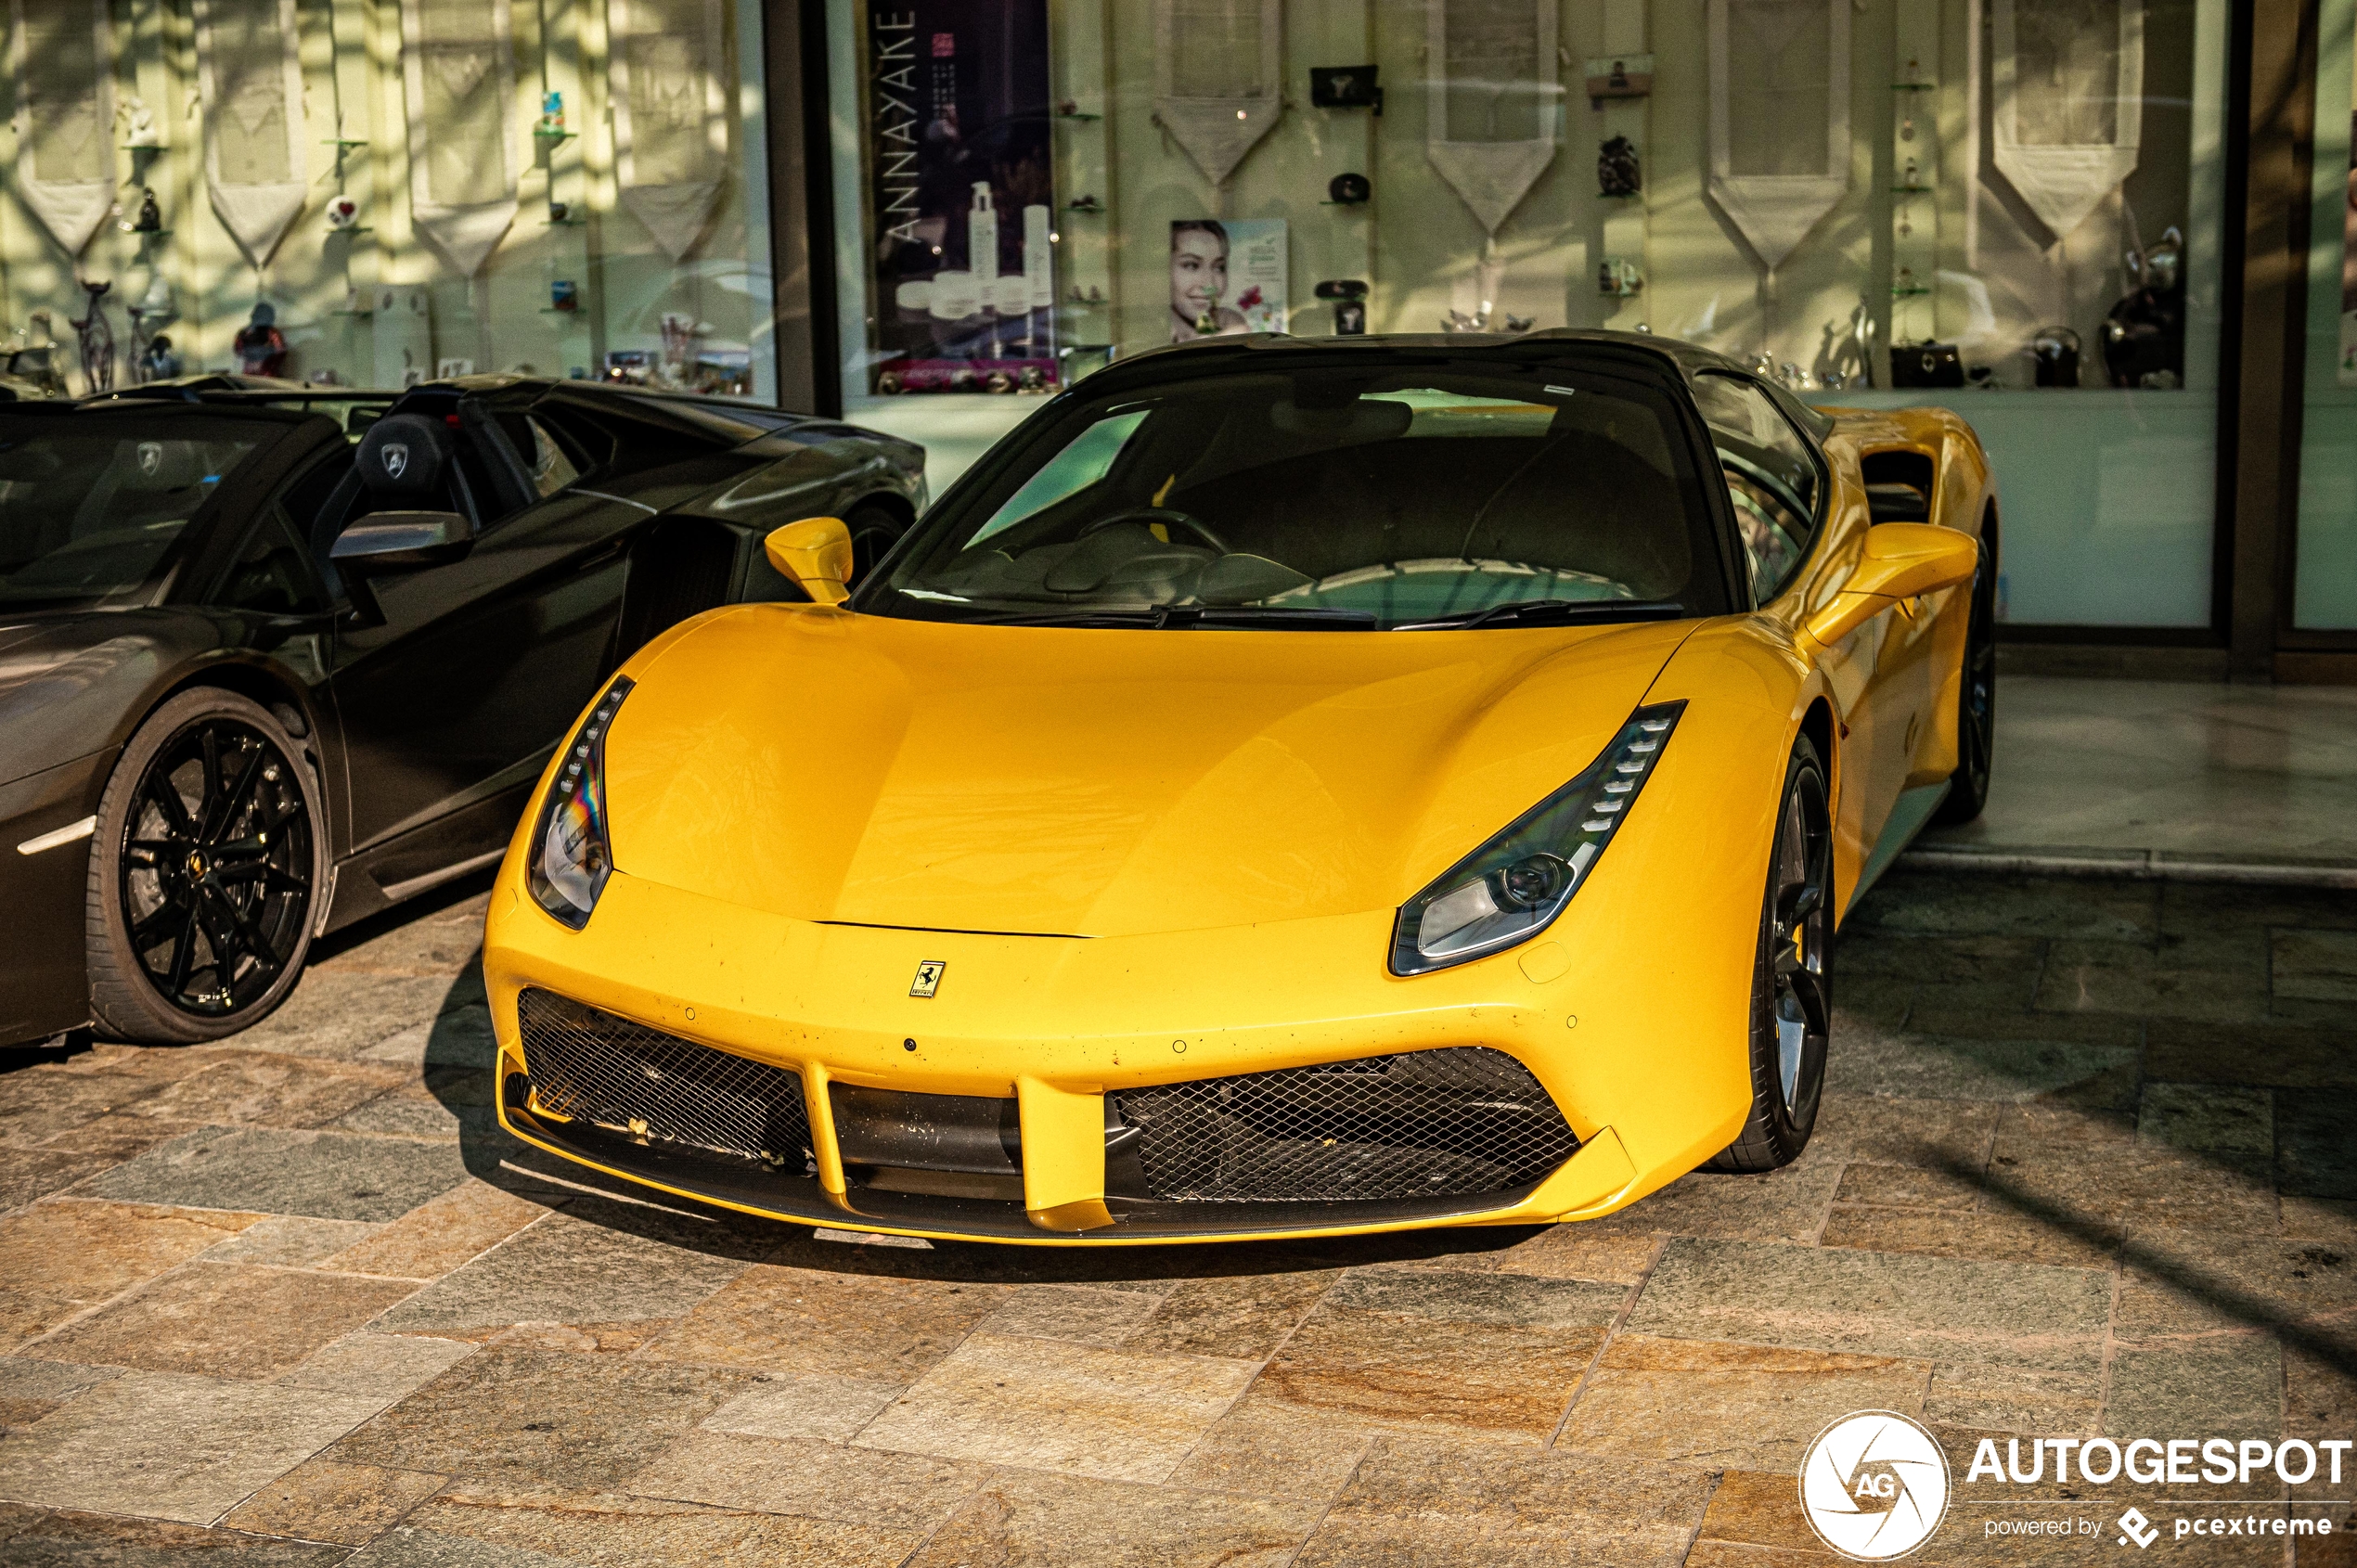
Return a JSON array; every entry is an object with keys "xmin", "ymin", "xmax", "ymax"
[{"xmin": 483, "ymin": 332, "xmax": 1994, "ymax": 1245}]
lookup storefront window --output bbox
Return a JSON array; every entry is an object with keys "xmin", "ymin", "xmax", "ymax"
[
  {"xmin": 2293, "ymin": 0, "xmax": 2356, "ymax": 630},
  {"xmin": 0, "ymin": 0, "xmax": 776, "ymax": 400},
  {"xmin": 829, "ymin": 0, "xmax": 2229, "ymax": 629}
]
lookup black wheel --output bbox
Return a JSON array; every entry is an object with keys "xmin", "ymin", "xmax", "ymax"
[
  {"xmin": 1930, "ymin": 528, "xmax": 1997, "ymax": 826},
  {"xmin": 844, "ymin": 503, "xmax": 910, "ymax": 587},
  {"xmin": 86, "ymin": 688, "xmax": 324, "ymax": 1043},
  {"xmin": 1707, "ymin": 736, "xmax": 1833, "ymax": 1173}
]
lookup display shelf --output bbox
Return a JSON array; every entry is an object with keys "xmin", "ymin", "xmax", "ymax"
[
  {"xmin": 1890, "ymin": 285, "xmax": 1931, "ymax": 298},
  {"xmin": 537, "ymin": 307, "xmax": 586, "ymax": 315},
  {"xmin": 1054, "ymin": 109, "xmax": 1101, "ymax": 122},
  {"xmin": 328, "ymin": 225, "xmax": 374, "ymax": 236},
  {"xmin": 1063, "ymin": 200, "xmax": 1104, "ymax": 213},
  {"xmin": 534, "ymin": 128, "xmax": 577, "ymax": 141},
  {"xmin": 1891, "ymin": 81, "xmax": 1936, "ymax": 91},
  {"xmin": 544, "ymin": 216, "xmax": 586, "ymax": 226},
  {"xmin": 324, "ymin": 137, "xmax": 370, "ymax": 147},
  {"xmin": 1890, "ymin": 185, "xmax": 1932, "ymax": 194}
]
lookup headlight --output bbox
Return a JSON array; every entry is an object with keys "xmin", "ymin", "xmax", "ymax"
[
  {"xmin": 526, "ymin": 676, "xmax": 634, "ymax": 929},
  {"xmin": 1391, "ymin": 700, "xmax": 1686, "ymax": 975}
]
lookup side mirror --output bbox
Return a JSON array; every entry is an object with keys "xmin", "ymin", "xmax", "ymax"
[
  {"xmin": 330, "ymin": 510, "xmax": 476, "ymax": 572},
  {"xmin": 1804, "ymin": 522, "xmax": 1978, "ymax": 647},
  {"xmin": 765, "ymin": 516, "xmax": 855, "ymax": 605}
]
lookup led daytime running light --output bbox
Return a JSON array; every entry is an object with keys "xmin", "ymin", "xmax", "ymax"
[
  {"xmin": 1390, "ymin": 700, "xmax": 1686, "ymax": 975},
  {"xmin": 526, "ymin": 676, "xmax": 634, "ymax": 929}
]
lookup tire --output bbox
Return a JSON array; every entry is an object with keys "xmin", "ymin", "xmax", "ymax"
[
  {"xmin": 1929, "ymin": 528, "xmax": 1997, "ymax": 827},
  {"xmin": 1706, "ymin": 735, "xmax": 1834, "ymax": 1173},
  {"xmin": 844, "ymin": 502, "xmax": 908, "ymax": 588},
  {"xmin": 86, "ymin": 688, "xmax": 327, "ymax": 1044}
]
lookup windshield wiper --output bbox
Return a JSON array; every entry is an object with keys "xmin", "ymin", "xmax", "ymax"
[
  {"xmin": 1395, "ymin": 598, "xmax": 1686, "ymax": 631},
  {"xmin": 980, "ymin": 605, "xmax": 1377, "ymax": 630},
  {"xmin": 1157, "ymin": 606, "xmax": 1376, "ymax": 630}
]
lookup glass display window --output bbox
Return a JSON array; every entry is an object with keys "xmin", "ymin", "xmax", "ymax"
[
  {"xmin": 826, "ymin": 0, "xmax": 2231, "ymax": 631},
  {"xmin": 2292, "ymin": 0, "xmax": 2356, "ymax": 631},
  {"xmin": 0, "ymin": 0, "xmax": 778, "ymax": 401}
]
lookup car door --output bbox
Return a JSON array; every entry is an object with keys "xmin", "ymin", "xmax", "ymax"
[
  {"xmin": 325, "ymin": 402, "xmax": 649, "ymax": 883},
  {"xmin": 1692, "ymin": 373, "xmax": 1920, "ymax": 860}
]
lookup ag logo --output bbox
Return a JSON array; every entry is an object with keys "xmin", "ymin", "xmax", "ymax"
[
  {"xmin": 1798, "ymin": 1410, "xmax": 1951, "ymax": 1561},
  {"xmin": 908, "ymin": 959, "xmax": 945, "ymax": 998},
  {"xmin": 136, "ymin": 441, "xmax": 163, "ymax": 478},
  {"xmin": 381, "ymin": 443, "xmax": 409, "ymax": 480}
]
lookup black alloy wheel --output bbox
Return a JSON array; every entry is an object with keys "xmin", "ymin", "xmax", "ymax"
[
  {"xmin": 1930, "ymin": 529, "xmax": 1997, "ymax": 826},
  {"xmin": 844, "ymin": 502, "xmax": 910, "ymax": 588},
  {"xmin": 1707, "ymin": 736, "xmax": 1834, "ymax": 1173},
  {"xmin": 87, "ymin": 688, "xmax": 324, "ymax": 1043}
]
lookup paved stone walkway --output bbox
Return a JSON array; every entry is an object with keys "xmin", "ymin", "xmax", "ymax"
[{"xmin": 0, "ymin": 870, "xmax": 2350, "ymax": 1564}]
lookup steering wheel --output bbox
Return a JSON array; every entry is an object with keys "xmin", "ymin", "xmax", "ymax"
[{"xmin": 1077, "ymin": 507, "xmax": 1230, "ymax": 555}]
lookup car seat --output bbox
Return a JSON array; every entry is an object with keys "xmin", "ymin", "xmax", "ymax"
[{"xmin": 308, "ymin": 412, "xmax": 483, "ymax": 587}]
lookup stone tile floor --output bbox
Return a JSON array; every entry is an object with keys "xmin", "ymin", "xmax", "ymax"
[
  {"xmin": 0, "ymin": 869, "xmax": 2351, "ymax": 1564},
  {"xmin": 1920, "ymin": 677, "xmax": 2357, "ymax": 866}
]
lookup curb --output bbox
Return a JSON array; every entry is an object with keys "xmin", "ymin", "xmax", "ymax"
[{"xmin": 1897, "ymin": 844, "xmax": 2357, "ymax": 890}]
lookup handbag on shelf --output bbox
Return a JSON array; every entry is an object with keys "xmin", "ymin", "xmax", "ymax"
[{"xmin": 1889, "ymin": 341, "xmax": 1964, "ymax": 389}]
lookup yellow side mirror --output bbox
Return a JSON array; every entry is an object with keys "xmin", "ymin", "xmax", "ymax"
[
  {"xmin": 1805, "ymin": 523, "xmax": 1978, "ymax": 647},
  {"xmin": 765, "ymin": 517, "xmax": 855, "ymax": 606}
]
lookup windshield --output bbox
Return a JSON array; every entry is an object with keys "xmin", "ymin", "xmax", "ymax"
[
  {"xmin": 863, "ymin": 355, "xmax": 1732, "ymax": 628},
  {"xmin": 0, "ymin": 426, "xmax": 261, "ymax": 610}
]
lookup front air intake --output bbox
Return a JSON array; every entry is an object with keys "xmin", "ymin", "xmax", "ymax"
[
  {"xmin": 1108, "ymin": 1047, "xmax": 1577, "ymax": 1202},
  {"xmin": 515, "ymin": 988, "xmax": 812, "ymax": 1171}
]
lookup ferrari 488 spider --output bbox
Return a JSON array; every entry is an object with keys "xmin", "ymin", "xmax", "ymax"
[{"xmin": 483, "ymin": 331, "xmax": 1996, "ymax": 1245}]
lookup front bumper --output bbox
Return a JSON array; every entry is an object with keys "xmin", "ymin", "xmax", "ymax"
[{"xmin": 482, "ymin": 861, "xmax": 1751, "ymax": 1245}]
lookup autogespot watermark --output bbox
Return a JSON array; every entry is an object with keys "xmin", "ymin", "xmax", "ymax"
[{"xmin": 1798, "ymin": 1414, "xmax": 2349, "ymax": 1561}]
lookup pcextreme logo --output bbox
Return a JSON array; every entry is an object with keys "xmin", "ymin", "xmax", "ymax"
[{"xmin": 1799, "ymin": 1411, "xmax": 1952, "ymax": 1561}]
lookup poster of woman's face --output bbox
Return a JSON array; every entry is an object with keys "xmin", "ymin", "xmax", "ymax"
[{"xmin": 1169, "ymin": 219, "xmax": 1287, "ymax": 342}]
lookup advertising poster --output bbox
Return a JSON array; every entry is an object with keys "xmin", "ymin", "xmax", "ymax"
[
  {"xmin": 1167, "ymin": 218, "xmax": 1287, "ymax": 341},
  {"xmin": 863, "ymin": 0, "xmax": 1057, "ymax": 395}
]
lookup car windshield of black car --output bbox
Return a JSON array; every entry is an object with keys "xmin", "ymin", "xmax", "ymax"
[
  {"xmin": 867, "ymin": 361, "xmax": 1731, "ymax": 629},
  {"xmin": 0, "ymin": 428, "xmax": 260, "ymax": 610}
]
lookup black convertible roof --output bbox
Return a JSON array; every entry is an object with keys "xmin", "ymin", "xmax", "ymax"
[
  {"xmin": 1103, "ymin": 328, "xmax": 1756, "ymax": 380},
  {"xmin": 1089, "ymin": 329, "xmax": 1834, "ymax": 442}
]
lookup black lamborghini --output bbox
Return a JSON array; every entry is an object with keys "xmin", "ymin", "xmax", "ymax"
[{"xmin": 0, "ymin": 377, "xmax": 927, "ymax": 1047}]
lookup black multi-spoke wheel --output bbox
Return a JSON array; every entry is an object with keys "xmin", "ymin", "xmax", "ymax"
[
  {"xmin": 87, "ymin": 689, "xmax": 323, "ymax": 1042},
  {"xmin": 1931, "ymin": 524, "xmax": 1998, "ymax": 826},
  {"xmin": 1707, "ymin": 735, "xmax": 1833, "ymax": 1173}
]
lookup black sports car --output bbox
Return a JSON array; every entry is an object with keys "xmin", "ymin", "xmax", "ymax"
[{"xmin": 0, "ymin": 376, "xmax": 926, "ymax": 1047}]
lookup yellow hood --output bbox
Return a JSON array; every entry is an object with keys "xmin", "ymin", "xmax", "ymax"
[{"xmin": 604, "ymin": 604, "xmax": 1695, "ymax": 937}]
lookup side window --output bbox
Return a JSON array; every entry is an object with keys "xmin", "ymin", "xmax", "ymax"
[
  {"xmin": 972, "ymin": 409, "xmax": 1148, "ymax": 544},
  {"xmin": 522, "ymin": 416, "xmax": 582, "ymax": 497},
  {"xmin": 1694, "ymin": 374, "xmax": 1822, "ymax": 602},
  {"xmin": 220, "ymin": 507, "xmax": 329, "ymax": 615}
]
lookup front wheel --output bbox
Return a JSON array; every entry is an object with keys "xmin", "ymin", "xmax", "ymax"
[
  {"xmin": 84, "ymin": 688, "xmax": 325, "ymax": 1043},
  {"xmin": 1706, "ymin": 735, "xmax": 1833, "ymax": 1173}
]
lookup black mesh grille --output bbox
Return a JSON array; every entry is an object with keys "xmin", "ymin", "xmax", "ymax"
[
  {"xmin": 516, "ymin": 988, "xmax": 811, "ymax": 1168},
  {"xmin": 1110, "ymin": 1047, "xmax": 1576, "ymax": 1202}
]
